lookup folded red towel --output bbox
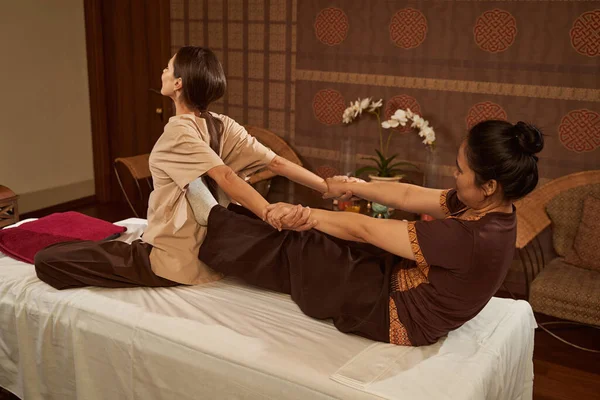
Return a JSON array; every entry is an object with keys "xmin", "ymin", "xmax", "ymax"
[{"xmin": 0, "ymin": 211, "xmax": 127, "ymax": 264}]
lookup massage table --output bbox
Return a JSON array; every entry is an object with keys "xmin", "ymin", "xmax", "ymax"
[{"xmin": 0, "ymin": 218, "xmax": 536, "ymax": 399}]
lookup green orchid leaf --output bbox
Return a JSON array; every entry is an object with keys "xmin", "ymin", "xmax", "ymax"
[
  {"xmin": 388, "ymin": 162, "xmax": 420, "ymax": 171},
  {"xmin": 385, "ymin": 154, "xmax": 399, "ymax": 164},
  {"xmin": 379, "ymin": 153, "xmax": 393, "ymax": 169},
  {"xmin": 354, "ymin": 166, "xmax": 381, "ymax": 177},
  {"xmin": 360, "ymin": 156, "xmax": 383, "ymax": 169}
]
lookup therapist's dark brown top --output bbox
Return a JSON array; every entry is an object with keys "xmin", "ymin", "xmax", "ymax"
[{"xmin": 388, "ymin": 189, "xmax": 517, "ymax": 346}]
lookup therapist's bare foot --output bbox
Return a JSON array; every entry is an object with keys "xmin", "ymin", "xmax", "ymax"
[{"xmin": 186, "ymin": 177, "xmax": 218, "ymax": 226}]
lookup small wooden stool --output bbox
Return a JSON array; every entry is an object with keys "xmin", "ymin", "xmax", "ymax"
[{"xmin": 0, "ymin": 185, "xmax": 19, "ymax": 228}]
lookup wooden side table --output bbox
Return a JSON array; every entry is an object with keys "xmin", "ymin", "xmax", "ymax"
[
  {"xmin": 334, "ymin": 199, "xmax": 418, "ymax": 221},
  {"xmin": 0, "ymin": 185, "xmax": 19, "ymax": 228}
]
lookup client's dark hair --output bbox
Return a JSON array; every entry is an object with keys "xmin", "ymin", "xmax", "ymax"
[{"xmin": 466, "ymin": 120, "xmax": 544, "ymax": 201}]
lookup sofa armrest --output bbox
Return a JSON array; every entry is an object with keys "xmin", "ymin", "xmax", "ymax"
[{"xmin": 518, "ymin": 225, "xmax": 559, "ymax": 299}]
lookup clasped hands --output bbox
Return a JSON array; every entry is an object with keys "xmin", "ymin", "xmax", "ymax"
[{"xmin": 263, "ymin": 175, "xmax": 364, "ymax": 231}]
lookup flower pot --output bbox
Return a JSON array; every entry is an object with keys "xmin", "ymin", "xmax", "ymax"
[
  {"xmin": 368, "ymin": 175, "xmax": 403, "ymax": 183},
  {"xmin": 367, "ymin": 175, "xmax": 401, "ymax": 218}
]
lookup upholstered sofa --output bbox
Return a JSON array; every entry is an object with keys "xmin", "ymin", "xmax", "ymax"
[{"xmin": 515, "ymin": 170, "xmax": 600, "ymax": 350}]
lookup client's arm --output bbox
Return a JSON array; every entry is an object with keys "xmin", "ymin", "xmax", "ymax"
[
  {"xmin": 312, "ymin": 209, "xmax": 414, "ymax": 260},
  {"xmin": 325, "ymin": 178, "xmax": 446, "ymax": 219},
  {"xmin": 267, "ymin": 203, "xmax": 415, "ymax": 260}
]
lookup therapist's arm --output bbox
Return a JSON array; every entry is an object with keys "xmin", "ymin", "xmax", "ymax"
[
  {"xmin": 206, "ymin": 164, "xmax": 313, "ymax": 231},
  {"xmin": 267, "ymin": 156, "xmax": 328, "ymax": 193},
  {"xmin": 206, "ymin": 165, "xmax": 270, "ymax": 221}
]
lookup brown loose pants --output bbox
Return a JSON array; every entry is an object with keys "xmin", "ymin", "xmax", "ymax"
[
  {"xmin": 34, "ymin": 239, "xmax": 178, "ymax": 289},
  {"xmin": 200, "ymin": 205, "xmax": 396, "ymax": 343},
  {"xmin": 34, "ymin": 204, "xmax": 396, "ymax": 343}
]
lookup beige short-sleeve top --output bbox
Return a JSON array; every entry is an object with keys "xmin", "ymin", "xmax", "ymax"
[{"xmin": 143, "ymin": 113, "xmax": 276, "ymax": 284}]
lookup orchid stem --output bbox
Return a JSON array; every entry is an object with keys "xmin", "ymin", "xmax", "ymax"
[
  {"xmin": 385, "ymin": 129, "xmax": 394, "ymax": 157},
  {"xmin": 375, "ymin": 111, "xmax": 383, "ymax": 157}
]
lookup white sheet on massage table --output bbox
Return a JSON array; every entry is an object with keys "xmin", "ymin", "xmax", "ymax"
[{"xmin": 0, "ymin": 218, "xmax": 536, "ymax": 400}]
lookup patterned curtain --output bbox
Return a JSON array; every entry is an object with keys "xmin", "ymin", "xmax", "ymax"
[
  {"xmin": 170, "ymin": 0, "xmax": 600, "ymax": 190},
  {"xmin": 170, "ymin": 0, "xmax": 297, "ymax": 141}
]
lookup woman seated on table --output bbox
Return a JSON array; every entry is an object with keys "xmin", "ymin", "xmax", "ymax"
[
  {"xmin": 187, "ymin": 120, "xmax": 544, "ymax": 346},
  {"xmin": 34, "ymin": 46, "xmax": 329, "ymax": 289}
]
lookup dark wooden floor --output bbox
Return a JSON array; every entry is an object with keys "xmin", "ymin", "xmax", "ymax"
[
  {"xmin": 533, "ymin": 327, "xmax": 600, "ymax": 399},
  {"xmin": 519, "ymin": 309, "xmax": 599, "ymax": 399},
  {"xmin": 10, "ymin": 200, "xmax": 600, "ymax": 400}
]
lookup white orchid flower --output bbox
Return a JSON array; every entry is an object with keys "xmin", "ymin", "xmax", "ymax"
[
  {"xmin": 422, "ymin": 126, "xmax": 434, "ymax": 137},
  {"xmin": 359, "ymin": 98, "xmax": 371, "ymax": 112},
  {"xmin": 426, "ymin": 131, "xmax": 436, "ymax": 143},
  {"xmin": 368, "ymin": 99, "xmax": 383, "ymax": 112},
  {"xmin": 342, "ymin": 106, "xmax": 356, "ymax": 123},
  {"xmin": 420, "ymin": 126, "xmax": 435, "ymax": 145},
  {"xmin": 381, "ymin": 119, "xmax": 400, "ymax": 129},
  {"xmin": 391, "ymin": 109, "xmax": 406, "ymax": 120},
  {"xmin": 342, "ymin": 112, "xmax": 353, "ymax": 124},
  {"xmin": 411, "ymin": 115, "xmax": 425, "ymax": 129},
  {"xmin": 341, "ymin": 102, "xmax": 435, "ymax": 149},
  {"xmin": 390, "ymin": 109, "xmax": 408, "ymax": 126}
]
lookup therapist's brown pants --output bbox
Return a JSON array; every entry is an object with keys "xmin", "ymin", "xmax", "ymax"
[{"xmin": 200, "ymin": 204, "xmax": 396, "ymax": 343}]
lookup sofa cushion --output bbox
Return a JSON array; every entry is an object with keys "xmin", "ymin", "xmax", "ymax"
[
  {"xmin": 545, "ymin": 183, "xmax": 600, "ymax": 257},
  {"xmin": 530, "ymin": 257, "xmax": 600, "ymax": 325},
  {"xmin": 564, "ymin": 195, "xmax": 600, "ymax": 272}
]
